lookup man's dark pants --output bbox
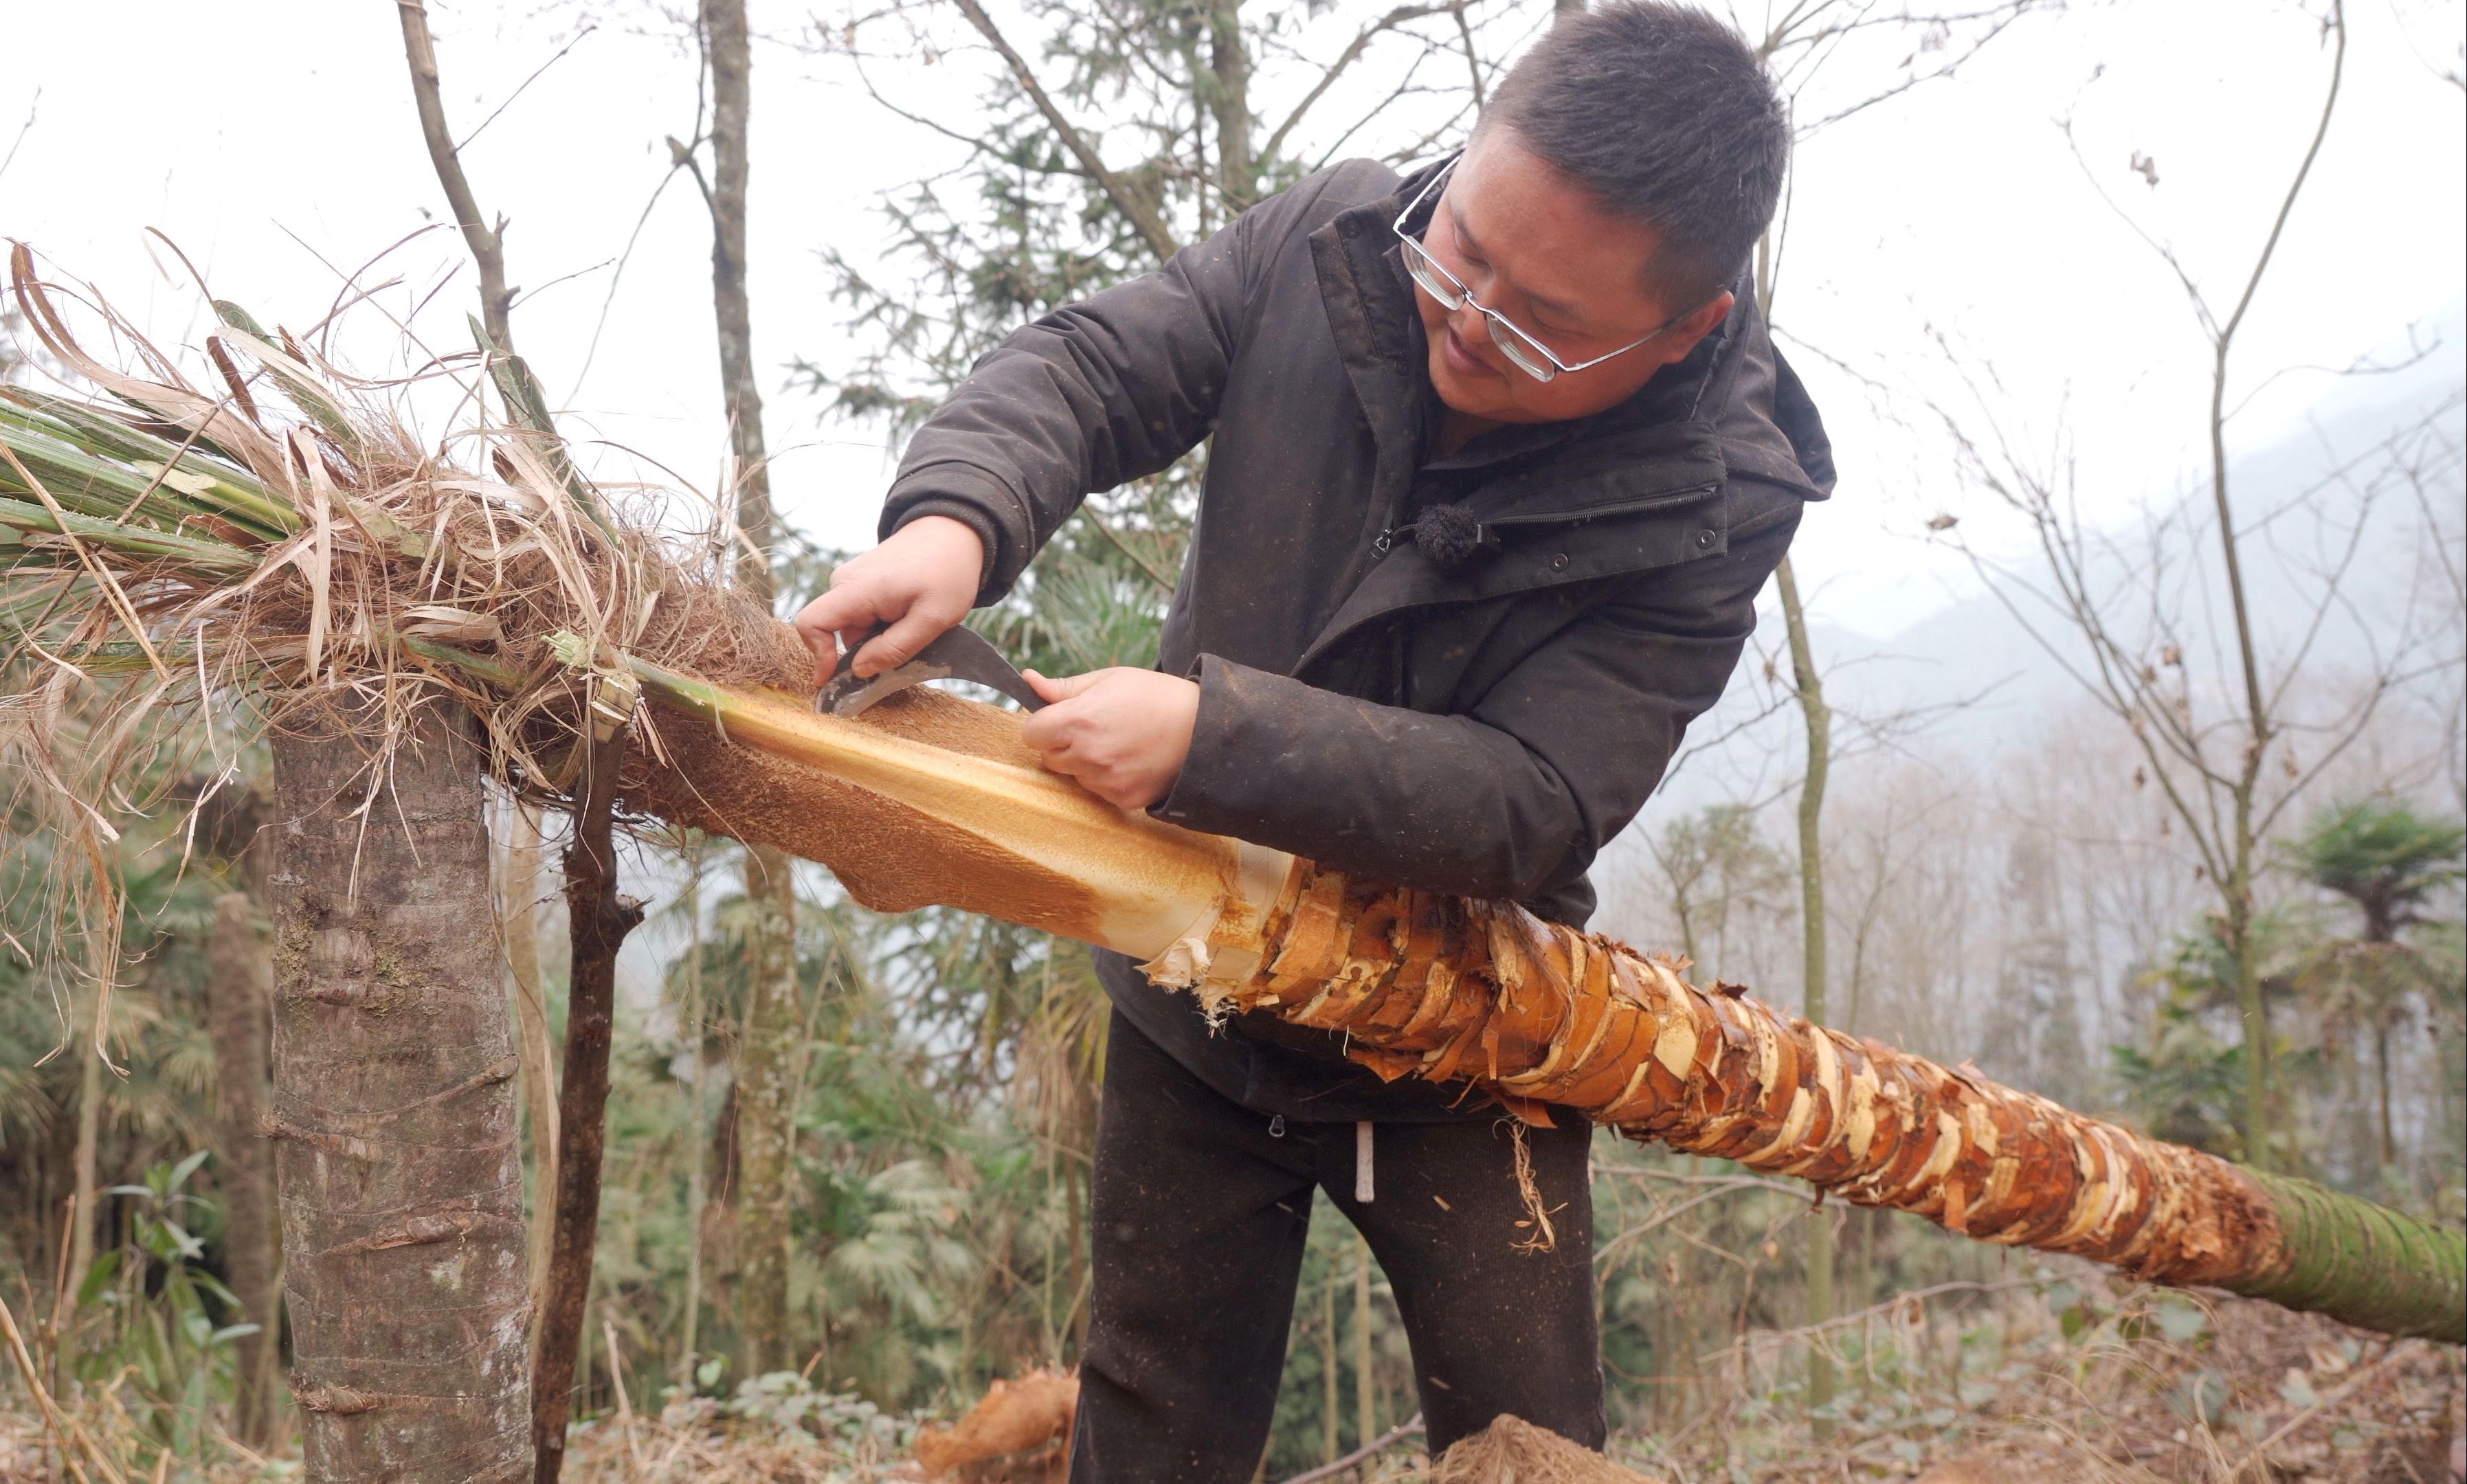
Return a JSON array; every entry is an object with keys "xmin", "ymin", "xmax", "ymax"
[{"xmin": 1069, "ymin": 1011, "xmax": 1603, "ymax": 1483}]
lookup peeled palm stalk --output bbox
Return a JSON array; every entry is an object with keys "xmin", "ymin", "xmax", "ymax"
[{"xmin": 601, "ymin": 655, "xmax": 2465, "ymax": 1345}]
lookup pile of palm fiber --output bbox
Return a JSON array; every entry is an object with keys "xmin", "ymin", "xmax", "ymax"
[{"xmin": 1427, "ymin": 1416, "xmax": 1668, "ymax": 1484}]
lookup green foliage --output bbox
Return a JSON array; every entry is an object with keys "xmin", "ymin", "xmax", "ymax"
[
  {"xmin": 2106, "ymin": 798, "xmax": 2467, "ymax": 1191},
  {"xmin": 2284, "ymin": 799, "xmax": 2466, "ymax": 945},
  {"xmin": 2114, "ymin": 912, "xmax": 2322, "ymax": 1161},
  {"xmin": 2282, "ymin": 798, "xmax": 2466, "ymax": 1055},
  {"xmin": 2281, "ymin": 797, "xmax": 2467, "ymax": 1191},
  {"xmin": 2111, "ymin": 1000, "xmax": 2248, "ymax": 1156},
  {"xmin": 67, "ymin": 1151, "xmax": 259, "ymax": 1452},
  {"xmin": 572, "ymin": 851, "xmax": 1097, "ymax": 1417},
  {"xmin": 1, "ymin": 791, "xmax": 234, "ymax": 1298},
  {"xmin": 1260, "ymin": 1217, "xmax": 1415, "ymax": 1477},
  {"xmin": 799, "ymin": 0, "xmax": 1504, "ymax": 433},
  {"xmin": 724, "ymin": 1368, "xmax": 912, "ymax": 1451}
]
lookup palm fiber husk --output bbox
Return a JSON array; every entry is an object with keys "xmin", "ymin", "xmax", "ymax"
[
  {"xmin": 910, "ymin": 1368, "xmax": 1077, "ymax": 1482},
  {"xmin": 1427, "ymin": 1416, "xmax": 1666, "ymax": 1484}
]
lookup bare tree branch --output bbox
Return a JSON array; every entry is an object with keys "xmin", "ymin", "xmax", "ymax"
[
  {"xmin": 952, "ymin": 0, "xmax": 1182, "ymax": 262},
  {"xmin": 394, "ymin": 0, "xmax": 514, "ymax": 348},
  {"xmin": 0, "ymin": 89, "xmax": 36, "ymax": 182},
  {"xmin": 1451, "ymin": 2, "xmax": 1488, "ymax": 111},
  {"xmin": 454, "ymin": 23, "xmax": 597, "ymax": 154},
  {"xmin": 1259, "ymin": 3, "xmax": 1452, "ymax": 168}
]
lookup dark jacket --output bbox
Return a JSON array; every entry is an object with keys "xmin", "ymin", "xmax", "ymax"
[{"xmin": 882, "ymin": 156, "xmax": 1835, "ymax": 1121}]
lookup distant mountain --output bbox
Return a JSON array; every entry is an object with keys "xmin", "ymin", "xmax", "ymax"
[{"xmin": 1668, "ymin": 298, "xmax": 2467, "ymax": 791}]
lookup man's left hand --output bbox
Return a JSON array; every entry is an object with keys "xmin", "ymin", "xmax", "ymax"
[{"xmin": 1019, "ymin": 667, "xmax": 1199, "ymax": 811}]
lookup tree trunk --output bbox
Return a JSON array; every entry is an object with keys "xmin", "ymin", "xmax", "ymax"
[
  {"xmin": 205, "ymin": 890, "xmax": 282, "ymax": 1446},
  {"xmin": 1320, "ymin": 1265, "xmax": 1339, "ymax": 1464},
  {"xmin": 1653, "ymin": 1242, "xmax": 1699, "ymax": 1426},
  {"xmin": 2374, "ymin": 1021, "xmax": 2396, "ymax": 1171},
  {"xmin": 500, "ymin": 802, "xmax": 560, "ymax": 1327},
  {"xmin": 2227, "ymin": 885, "xmax": 2273, "ymax": 1170},
  {"xmin": 395, "ymin": 0, "xmax": 513, "ymax": 348},
  {"xmin": 702, "ymin": 0, "xmax": 769, "ymax": 556},
  {"xmin": 735, "ymin": 848, "xmax": 799, "ymax": 1375},
  {"xmin": 2201, "ymin": 4, "xmax": 2348, "ymax": 1177},
  {"xmin": 1352, "ymin": 1232, "xmax": 1374, "ymax": 1451},
  {"xmin": 267, "ymin": 708, "xmax": 530, "ymax": 1482},
  {"xmin": 1205, "ymin": 0, "xmax": 1253, "ymax": 212},
  {"xmin": 697, "ymin": 0, "xmax": 802, "ymax": 1378},
  {"xmin": 678, "ymin": 851, "xmax": 709, "ymax": 1385},
  {"xmin": 532, "ymin": 728, "xmax": 645, "ymax": 1484},
  {"xmin": 1776, "ymin": 554, "xmax": 1837, "ymax": 1428}
]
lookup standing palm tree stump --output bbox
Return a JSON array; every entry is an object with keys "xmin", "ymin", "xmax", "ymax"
[{"xmin": 267, "ymin": 710, "xmax": 531, "ymax": 1480}]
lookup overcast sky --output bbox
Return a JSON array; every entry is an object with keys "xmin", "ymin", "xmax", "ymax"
[{"xmin": 6, "ymin": 0, "xmax": 2462, "ymax": 644}]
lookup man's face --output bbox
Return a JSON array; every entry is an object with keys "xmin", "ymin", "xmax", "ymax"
[{"xmin": 1412, "ymin": 130, "xmax": 1734, "ymax": 425}]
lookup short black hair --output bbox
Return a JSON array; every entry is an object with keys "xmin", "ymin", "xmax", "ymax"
[{"xmin": 1477, "ymin": 1, "xmax": 1788, "ymax": 308}]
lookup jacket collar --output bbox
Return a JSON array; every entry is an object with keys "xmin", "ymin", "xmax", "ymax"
[{"xmin": 1308, "ymin": 157, "xmax": 1820, "ymax": 523}]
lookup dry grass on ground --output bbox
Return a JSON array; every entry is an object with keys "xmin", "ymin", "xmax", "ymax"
[
  {"xmin": 3, "ymin": 1281, "xmax": 2460, "ymax": 1483},
  {"xmin": 1614, "ymin": 1281, "xmax": 2464, "ymax": 1484}
]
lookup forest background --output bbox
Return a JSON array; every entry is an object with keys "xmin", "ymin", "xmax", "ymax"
[{"xmin": 1, "ymin": 0, "xmax": 2463, "ymax": 1478}]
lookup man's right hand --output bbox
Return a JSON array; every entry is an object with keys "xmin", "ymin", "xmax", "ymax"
[{"xmin": 792, "ymin": 515, "xmax": 985, "ymax": 688}]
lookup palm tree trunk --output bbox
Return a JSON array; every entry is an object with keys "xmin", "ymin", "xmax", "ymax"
[
  {"xmin": 2375, "ymin": 1022, "xmax": 2396, "ymax": 1171},
  {"xmin": 204, "ymin": 890, "xmax": 282, "ymax": 1445},
  {"xmin": 605, "ymin": 666, "xmax": 2467, "ymax": 1342},
  {"xmin": 1196, "ymin": 859, "xmax": 2467, "ymax": 1343},
  {"xmin": 267, "ymin": 708, "xmax": 531, "ymax": 1483}
]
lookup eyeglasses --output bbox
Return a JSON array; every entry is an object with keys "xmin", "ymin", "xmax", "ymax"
[{"xmin": 1393, "ymin": 157, "xmax": 1690, "ymax": 384}]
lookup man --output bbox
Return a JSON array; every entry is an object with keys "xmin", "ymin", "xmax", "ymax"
[{"xmin": 795, "ymin": 3, "xmax": 1831, "ymax": 1476}]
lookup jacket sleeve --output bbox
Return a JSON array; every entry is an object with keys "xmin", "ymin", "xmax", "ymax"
[
  {"xmin": 1150, "ymin": 495, "xmax": 1801, "ymax": 903},
  {"xmin": 881, "ymin": 175, "xmax": 1343, "ymax": 604}
]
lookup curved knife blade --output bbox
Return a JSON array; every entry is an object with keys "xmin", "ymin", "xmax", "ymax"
[{"xmin": 816, "ymin": 623, "xmax": 1047, "ymax": 717}]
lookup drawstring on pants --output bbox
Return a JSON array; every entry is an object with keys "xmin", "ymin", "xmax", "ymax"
[{"xmin": 1355, "ymin": 1121, "xmax": 1375, "ymax": 1203}]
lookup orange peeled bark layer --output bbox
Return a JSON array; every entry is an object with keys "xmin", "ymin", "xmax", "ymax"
[{"xmin": 1158, "ymin": 862, "xmax": 2276, "ymax": 1289}]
